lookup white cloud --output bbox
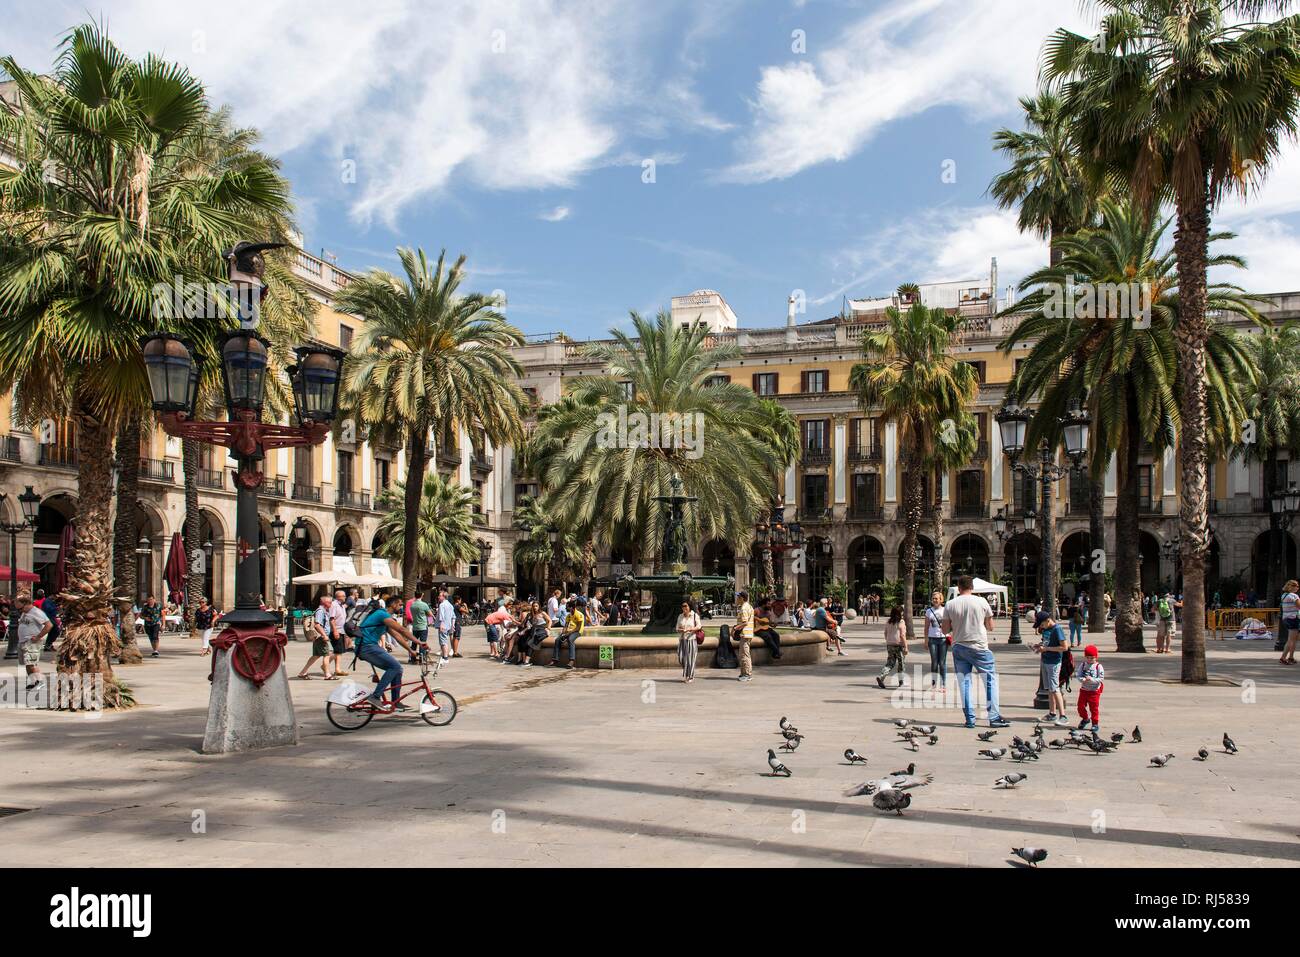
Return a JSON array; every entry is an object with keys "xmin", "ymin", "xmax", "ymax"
[
  {"xmin": 815, "ymin": 205, "xmax": 1048, "ymax": 305},
  {"xmin": 722, "ymin": 0, "xmax": 1091, "ymax": 183},
  {"xmin": 539, "ymin": 206, "xmax": 572, "ymax": 222},
  {"xmin": 1212, "ymin": 218, "xmax": 1300, "ymax": 295}
]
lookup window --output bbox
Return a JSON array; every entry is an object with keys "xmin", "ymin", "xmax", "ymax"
[
  {"xmin": 753, "ymin": 372, "xmax": 778, "ymax": 396},
  {"xmin": 339, "ymin": 324, "xmax": 353, "ymax": 350},
  {"xmin": 852, "ymin": 473, "xmax": 880, "ymax": 514},
  {"xmin": 1069, "ymin": 472, "xmax": 1090, "ymax": 512},
  {"xmin": 705, "ymin": 374, "xmax": 731, "ymax": 387},
  {"xmin": 968, "ymin": 360, "xmax": 986, "ymax": 383},
  {"xmin": 801, "ymin": 369, "xmax": 828, "ymax": 394},
  {"xmin": 1015, "ymin": 470, "xmax": 1035, "ymax": 512},
  {"xmin": 375, "ymin": 457, "xmax": 391, "ymax": 492},
  {"xmin": 1139, "ymin": 464, "xmax": 1154, "ymax": 508},
  {"xmin": 802, "ymin": 474, "xmax": 829, "ymax": 512},
  {"xmin": 294, "ymin": 446, "xmax": 313, "ymax": 485},
  {"xmin": 801, "ymin": 419, "xmax": 829, "ymax": 452},
  {"xmin": 337, "ymin": 451, "xmax": 354, "ymax": 492},
  {"xmin": 515, "ymin": 482, "xmax": 540, "ymax": 502},
  {"xmin": 956, "ymin": 471, "xmax": 983, "ymax": 512},
  {"xmin": 619, "ymin": 381, "xmax": 635, "ymax": 400}
]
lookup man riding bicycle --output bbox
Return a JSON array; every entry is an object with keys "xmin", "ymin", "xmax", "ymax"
[{"xmin": 357, "ymin": 595, "xmax": 421, "ymax": 711}]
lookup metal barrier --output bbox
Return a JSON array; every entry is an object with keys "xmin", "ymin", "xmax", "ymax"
[{"xmin": 1207, "ymin": 607, "xmax": 1280, "ymax": 640}]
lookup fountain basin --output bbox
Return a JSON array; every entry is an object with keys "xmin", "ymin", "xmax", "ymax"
[{"xmin": 526, "ymin": 625, "xmax": 829, "ymax": 670}]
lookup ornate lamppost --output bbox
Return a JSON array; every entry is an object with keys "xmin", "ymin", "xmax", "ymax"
[
  {"xmin": 993, "ymin": 504, "xmax": 1036, "ymax": 645},
  {"xmin": 1, "ymin": 485, "xmax": 41, "ymax": 660},
  {"xmin": 476, "ymin": 538, "xmax": 492, "ymax": 602},
  {"xmin": 754, "ymin": 497, "xmax": 802, "ymax": 602},
  {"xmin": 141, "ymin": 242, "xmax": 344, "ymax": 754},
  {"xmin": 995, "ymin": 393, "xmax": 1090, "ymax": 618},
  {"xmin": 1269, "ymin": 484, "xmax": 1299, "ymax": 649}
]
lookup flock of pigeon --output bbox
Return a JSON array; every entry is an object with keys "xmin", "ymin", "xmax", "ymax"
[{"xmin": 763, "ymin": 715, "xmax": 1243, "ymax": 867}]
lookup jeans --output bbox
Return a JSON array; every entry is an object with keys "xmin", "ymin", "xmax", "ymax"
[
  {"xmin": 951, "ymin": 643, "xmax": 1002, "ymax": 725},
  {"xmin": 358, "ymin": 642, "xmax": 402, "ymax": 703},
  {"xmin": 1069, "ymin": 620, "xmax": 1083, "ymax": 645},
  {"xmin": 927, "ymin": 637, "xmax": 949, "ymax": 684},
  {"xmin": 555, "ymin": 630, "xmax": 580, "ymax": 662},
  {"xmin": 877, "ymin": 646, "xmax": 906, "ymax": 685}
]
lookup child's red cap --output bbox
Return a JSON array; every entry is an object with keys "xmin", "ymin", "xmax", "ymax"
[{"xmin": 1084, "ymin": 645, "xmax": 1099, "ymax": 657}]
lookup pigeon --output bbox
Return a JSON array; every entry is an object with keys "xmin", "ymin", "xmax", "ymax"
[
  {"xmin": 979, "ymin": 748, "xmax": 1007, "ymax": 760},
  {"xmin": 844, "ymin": 748, "xmax": 868, "ymax": 765},
  {"xmin": 977, "ymin": 730, "xmax": 999, "ymax": 742},
  {"xmin": 845, "ymin": 771, "xmax": 933, "ymax": 797},
  {"xmin": 1149, "ymin": 753, "xmax": 1175, "ymax": 767},
  {"xmin": 890, "ymin": 763, "xmax": 917, "ymax": 777},
  {"xmin": 1032, "ymin": 724, "xmax": 1045, "ymax": 737},
  {"xmin": 897, "ymin": 729, "xmax": 920, "ymax": 741},
  {"xmin": 1011, "ymin": 846, "xmax": 1048, "ymax": 868},
  {"xmin": 779, "ymin": 716, "xmax": 798, "ymax": 733},
  {"xmin": 1110, "ymin": 732, "xmax": 1125, "ymax": 744},
  {"xmin": 779, "ymin": 733, "xmax": 804, "ymax": 752},
  {"xmin": 1011, "ymin": 735, "xmax": 1028, "ymax": 749},
  {"xmin": 995, "ymin": 772, "xmax": 1027, "ymax": 788},
  {"xmin": 1048, "ymin": 739, "xmax": 1067, "ymax": 749},
  {"xmin": 1132, "ymin": 726, "xmax": 1142, "ymax": 744},
  {"xmin": 894, "ymin": 718, "xmax": 911, "ymax": 728},
  {"xmin": 1223, "ymin": 733, "xmax": 1237, "ymax": 754},
  {"xmin": 1011, "ymin": 748, "xmax": 1039, "ymax": 762},
  {"xmin": 871, "ymin": 788, "xmax": 912, "ymax": 816},
  {"xmin": 910, "ymin": 724, "xmax": 936, "ymax": 736},
  {"xmin": 928, "ymin": 734, "xmax": 939, "ymax": 746},
  {"xmin": 766, "ymin": 749, "xmax": 792, "ymax": 776},
  {"xmin": 906, "ymin": 739, "xmax": 919, "ymax": 752},
  {"xmin": 1033, "ymin": 735, "xmax": 1047, "ymax": 752},
  {"xmin": 782, "ymin": 727, "xmax": 802, "ymax": 742},
  {"xmin": 1196, "ymin": 747, "xmax": 1209, "ymax": 761}
]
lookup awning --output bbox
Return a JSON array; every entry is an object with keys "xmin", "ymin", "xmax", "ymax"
[
  {"xmin": 426, "ymin": 575, "xmax": 516, "ymax": 588},
  {"xmin": 0, "ymin": 565, "xmax": 39, "ymax": 583}
]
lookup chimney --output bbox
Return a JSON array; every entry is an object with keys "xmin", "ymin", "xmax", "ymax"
[
  {"xmin": 989, "ymin": 257, "xmax": 998, "ymax": 315},
  {"xmin": 786, "ymin": 295, "xmax": 797, "ymax": 344}
]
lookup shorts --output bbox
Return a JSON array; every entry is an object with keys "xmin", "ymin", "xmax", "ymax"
[
  {"xmin": 1041, "ymin": 658, "xmax": 1061, "ymax": 693},
  {"xmin": 1284, "ymin": 617, "xmax": 1300, "ymax": 633},
  {"xmin": 330, "ymin": 636, "xmax": 347, "ymax": 655},
  {"xmin": 412, "ymin": 629, "xmax": 428, "ymax": 650},
  {"xmin": 312, "ymin": 636, "xmax": 331, "ymax": 657},
  {"xmin": 485, "ymin": 623, "xmax": 500, "ymax": 643},
  {"xmin": 437, "ymin": 630, "xmax": 451, "ymax": 648},
  {"xmin": 20, "ymin": 641, "xmax": 41, "ymax": 666}
]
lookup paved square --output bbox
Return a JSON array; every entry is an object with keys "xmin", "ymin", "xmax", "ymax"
[{"xmin": 2, "ymin": 620, "xmax": 1296, "ymax": 867}]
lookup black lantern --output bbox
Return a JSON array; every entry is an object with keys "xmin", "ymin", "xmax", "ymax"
[
  {"xmin": 993, "ymin": 506, "xmax": 1008, "ymax": 537},
  {"xmin": 141, "ymin": 333, "xmax": 198, "ymax": 415},
  {"xmin": 289, "ymin": 345, "xmax": 346, "ymax": 425},
  {"xmin": 220, "ymin": 331, "xmax": 271, "ymax": 415},
  {"xmin": 1273, "ymin": 483, "xmax": 1300, "ymax": 517},
  {"xmin": 754, "ymin": 522, "xmax": 770, "ymax": 548},
  {"xmin": 1060, "ymin": 399, "xmax": 1091, "ymax": 462},
  {"xmin": 17, "ymin": 485, "xmax": 39, "ymax": 525},
  {"xmin": 1023, "ymin": 506, "xmax": 1037, "ymax": 534},
  {"xmin": 788, "ymin": 522, "xmax": 805, "ymax": 549},
  {"xmin": 477, "ymin": 538, "xmax": 492, "ymax": 564},
  {"xmin": 995, "ymin": 392, "xmax": 1031, "ymax": 460},
  {"xmin": 270, "ymin": 514, "xmax": 286, "ymax": 548}
]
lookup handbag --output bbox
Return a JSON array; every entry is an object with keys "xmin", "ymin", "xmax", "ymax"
[{"xmin": 694, "ymin": 627, "xmax": 706, "ymax": 646}]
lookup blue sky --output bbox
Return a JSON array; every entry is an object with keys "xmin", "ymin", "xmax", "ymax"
[{"xmin": 7, "ymin": 0, "xmax": 1300, "ymax": 338}]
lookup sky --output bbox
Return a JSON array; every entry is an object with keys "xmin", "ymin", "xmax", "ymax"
[{"xmin": 5, "ymin": 0, "xmax": 1300, "ymax": 339}]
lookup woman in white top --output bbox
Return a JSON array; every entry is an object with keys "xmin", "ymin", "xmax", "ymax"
[
  {"xmin": 676, "ymin": 600, "xmax": 702, "ymax": 682},
  {"xmin": 924, "ymin": 591, "xmax": 949, "ymax": 691},
  {"xmin": 1280, "ymin": 579, "xmax": 1299, "ymax": 665}
]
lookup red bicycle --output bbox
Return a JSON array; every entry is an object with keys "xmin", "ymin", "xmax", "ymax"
[{"xmin": 326, "ymin": 648, "xmax": 457, "ymax": 731}]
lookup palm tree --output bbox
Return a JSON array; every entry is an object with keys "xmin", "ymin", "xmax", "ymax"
[
  {"xmin": 1237, "ymin": 322, "xmax": 1300, "ymax": 605},
  {"xmin": 850, "ymin": 301, "xmax": 980, "ymax": 634},
  {"xmin": 512, "ymin": 495, "xmax": 584, "ymax": 592},
  {"xmin": 525, "ymin": 311, "xmax": 798, "ymax": 574},
  {"xmin": 1000, "ymin": 199, "xmax": 1257, "ymax": 651},
  {"xmin": 1043, "ymin": 0, "xmax": 1300, "ymax": 681},
  {"xmin": 0, "ymin": 26, "xmax": 286, "ymax": 704},
  {"xmin": 337, "ymin": 247, "xmax": 526, "ymax": 599},
  {"xmin": 374, "ymin": 472, "xmax": 478, "ymax": 581}
]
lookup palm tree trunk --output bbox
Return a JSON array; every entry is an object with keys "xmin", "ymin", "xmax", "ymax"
[
  {"xmin": 1173, "ymin": 182, "xmax": 1213, "ymax": 684},
  {"xmin": 1088, "ymin": 472, "xmax": 1107, "ymax": 634},
  {"xmin": 1039, "ymin": 465, "xmax": 1056, "ymax": 612},
  {"xmin": 1114, "ymin": 386, "xmax": 1145, "ymax": 652},
  {"xmin": 182, "ymin": 438, "xmax": 201, "ymax": 630},
  {"xmin": 762, "ymin": 546, "xmax": 774, "ymax": 595},
  {"xmin": 57, "ymin": 395, "xmax": 127, "ymax": 707},
  {"xmin": 900, "ymin": 460, "xmax": 923, "ymax": 639},
  {"xmin": 112, "ymin": 414, "xmax": 143, "ymax": 665},
  {"xmin": 932, "ymin": 467, "xmax": 947, "ymax": 597},
  {"xmin": 401, "ymin": 429, "xmax": 428, "ymax": 601},
  {"xmin": 1264, "ymin": 448, "xmax": 1282, "ymax": 607}
]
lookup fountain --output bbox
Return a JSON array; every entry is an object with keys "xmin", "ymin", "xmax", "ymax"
[{"xmin": 617, "ymin": 474, "xmax": 734, "ymax": 633}]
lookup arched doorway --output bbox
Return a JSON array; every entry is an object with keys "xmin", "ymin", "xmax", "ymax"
[
  {"xmin": 848, "ymin": 535, "xmax": 885, "ymax": 607},
  {"xmin": 333, "ymin": 524, "xmax": 359, "ymax": 574},
  {"xmin": 33, "ymin": 495, "xmax": 76, "ymax": 596},
  {"xmin": 802, "ymin": 536, "xmax": 833, "ymax": 601},
  {"xmin": 898, "ymin": 535, "xmax": 937, "ymax": 604},
  {"xmin": 198, "ymin": 509, "xmax": 225, "ymax": 606},
  {"xmin": 1059, "ymin": 530, "xmax": 1093, "ymax": 600},
  {"xmin": 1003, "ymin": 533, "xmax": 1040, "ymax": 608},
  {"xmin": 131, "ymin": 503, "xmax": 167, "ymax": 603},
  {"xmin": 1252, "ymin": 529, "xmax": 1298, "ymax": 598},
  {"xmin": 1138, "ymin": 531, "xmax": 1161, "ymax": 595},
  {"xmin": 949, "ymin": 533, "xmax": 990, "ymax": 585},
  {"xmin": 701, "ymin": 539, "xmax": 735, "ymax": 577}
]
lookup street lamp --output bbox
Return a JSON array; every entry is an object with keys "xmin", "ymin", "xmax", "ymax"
[
  {"xmin": 1269, "ymin": 484, "xmax": 1299, "ymax": 648},
  {"xmin": 141, "ymin": 240, "xmax": 344, "ymax": 754},
  {"xmin": 135, "ymin": 536, "xmax": 152, "ymax": 604},
  {"xmin": 1, "ymin": 485, "xmax": 41, "ymax": 660},
  {"xmin": 993, "ymin": 504, "xmax": 1029, "ymax": 645},
  {"xmin": 476, "ymin": 538, "xmax": 492, "ymax": 601}
]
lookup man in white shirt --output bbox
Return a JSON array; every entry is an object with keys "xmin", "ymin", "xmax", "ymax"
[
  {"xmin": 15, "ymin": 593, "xmax": 50, "ymax": 688},
  {"xmin": 941, "ymin": 575, "xmax": 1009, "ymax": 729},
  {"xmin": 547, "ymin": 588, "xmax": 563, "ymax": 627},
  {"xmin": 436, "ymin": 589, "xmax": 456, "ymax": 664}
]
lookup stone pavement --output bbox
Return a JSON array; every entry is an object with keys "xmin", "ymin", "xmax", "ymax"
[{"xmin": 1, "ymin": 619, "xmax": 1296, "ymax": 867}]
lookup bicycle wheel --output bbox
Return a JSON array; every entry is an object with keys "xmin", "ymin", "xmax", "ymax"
[
  {"xmin": 419, "ymin": 689, "xmax": 457, "ymax": 727},
  {"xmin": 326, "ymin": 700, "xmax": 375, "ymax": 731}
]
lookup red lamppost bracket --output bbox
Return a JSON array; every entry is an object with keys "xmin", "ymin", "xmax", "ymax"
[{"xmin": 159, "ymin": 411, "xmax": 329, "ymax": 467}]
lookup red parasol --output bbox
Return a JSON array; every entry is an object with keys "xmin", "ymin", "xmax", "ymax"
[
  {"xmin": 54, "ymin": 522, "xmax": 76, "ymax": 593},
  {"xmin": 0, "ymin": 565, "xmax": 40, "ymax": 583},
  {"xmin": 164, "ymin": 531, "xmax": 187, "ymax": 605}
]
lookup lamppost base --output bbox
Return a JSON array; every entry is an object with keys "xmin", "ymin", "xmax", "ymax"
[
  {"xmin": 1032, "ymin": 686, "xmax": 1051, "ymax": 710},
  {"xmin": 1007, "ymin": 612, "xmax": 1023, "ymax": 645},
  {"xmin": 203, "ymin": 624, "xmax": 298, "ymax": 754}
]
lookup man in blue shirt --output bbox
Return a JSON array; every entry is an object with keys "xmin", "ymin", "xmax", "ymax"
[
  {"xmin": 435, "ymin": 589, "xmax": 456, "ymax": 665},
  {"xmin": 356, "ymin": 595, "xmax": 419, "ymax": 711},
  {"xmin": 1031, "ymin": 610, "xmax": 1069, "ymax": 725}
]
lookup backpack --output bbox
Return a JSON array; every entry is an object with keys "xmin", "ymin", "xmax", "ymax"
[
  {"xmin": 1157, "ymin": 597, "xmax": 1172, "ymax": 619},
  {"xmin": 344, "ymin": 600, "xmax": 372, "ymax": 638}
]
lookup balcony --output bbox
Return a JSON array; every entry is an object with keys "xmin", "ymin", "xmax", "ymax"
[
  {"xmin": 0, "ymin": 435, "xmax": 20, "ymax": 464},
  {"xmin": 437, "ymin": 447, "xmax": 462, "ymax": 470},
  {"xmin": 262, "ymin": 477, "xmax": 287, "ymax": 497},
  {"xmin": 471, "ymin": 508, "xmax": 489, "ymax": 526},
  {"xmin": 138, "ymin": 458, "xmax": 175, "ymax": 483},
  {"xmin": 293, "ymin": 483, "xmax": 322, "ymax": 503},
  {"xmin": 849, "ymin": 502, "xmax": 884, "ymax": 521},
  {"xmin": 39, "ymin": 445, "xmax": 77, "ymax": 469},
  {"xmin": 801, "ymin": 446, "xmax": 832, "ymax": 468},
  {"xmin": 197, "ymin": 468, "xmax": 224, "ymax": 490},
  {"xmin": 336, "ymin": 489, "xmax": 371, "ymax": 510},
  {"xmin": 847, "ymin": 443, "xmax": 882, "ymax": 465},
  {"xmin": 470, "ymin": 451, "xmax": 494, "ymax": 475},
  {"xmin": 1139, "ymin": 499, "xmax": 1163, "ymax": 515},
  {"xmin": 799, "ymin": 506, "xmax": 832, "ymax": 523},
  {"xmin": 970, "ymin": 440, "xmax": 990, "ymax": 463},
  {"xmin": 953, "ymin": 502, "xmax": 987, "ymax": 520}
]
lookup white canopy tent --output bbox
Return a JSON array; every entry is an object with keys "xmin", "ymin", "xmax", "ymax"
[{"xmin": 946, "ymin": 577, "xmax": 1009, "ymax": 614}]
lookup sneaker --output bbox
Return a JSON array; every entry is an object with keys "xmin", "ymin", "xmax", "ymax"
[
  {"xmin": 1078, "ymin": 718, "xmax": 1090, "ymax": 730},
  {"xmin": 520, "ymin": 661, "xmax": 531, "ymax": 668},
  {"xmin": 875, "ymin": 676, "xmax": 885, "ymax": 688},
  {"xmin": 1090, "ymin": 724, "xmax": 1100, "ymax": 733},
  {"xmin": 738, "ymin": 674, "xmax": 752, "ymax": 682},
  {"xmin": 364, "ymin": 695, "xmax": 386, "ymax": 709},
  {"xmin": 150, "ymin": 651, "xmax": 160, "ymax": 658},
  {"xmin": 989, "ymin": 718, "xmax": 1011, "ymax": 728},
  {"xmin": 439, "ymin": 656, "xmax": 450, "ymax": 665},
  {"xmin": 394, "ymin": 703, "xmax": 413, "ymax": 713},
  {"xmin": 964, "ymin": 720, "xmax": 977, "ymax": 729},
  {"xmin": 1042, "ymin": 714, "xmax": 1057, "ymax": 722},
  {"xmin": 1054, "ymin": 716, "xmax": 1070, "ymax": 726}
]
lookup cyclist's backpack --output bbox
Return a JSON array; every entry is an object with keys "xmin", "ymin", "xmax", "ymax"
[
  {"xmin": 344, "ymin": 600, "xmax": 372, "ymax": 638},
  {"xmin": 1158, "ymin": 597, "xmax": 1172, "ymax": 619}
]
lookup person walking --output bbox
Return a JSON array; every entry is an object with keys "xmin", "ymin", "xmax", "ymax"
[
  {"xmin": 140, "ymin": 595, "xmax": 163, "ymax": 658},
  {"xmin": 1031, "ymin": 610, "xmax": 1070, "ymax": 726},
  {"xmin": 876, "ymin": 605, "xmax": 908, "ymax": 689},
  {"xmin": 735, "ymin": 590, "xmax": 754, "ymax": 682},
  {"xmin": 676, "ymin": 599, "xmax": 702, "ymax": 683},
  {"xmin": 195, "ymin": 599, "xmax": 216, "ymax": 656},
  {"xmin": 14, "ymin": 593, "xmax": 50, "ymax": 690},
  {"xmin": 942, "ymin": 575, "xmax": 1010, "ymax": 729},
  {"xmin": 328, "ymin": 588, "xmax": 350, "ymax": 674},
  {"xmin": 435, "ymin": 588, "xmax": 456, "ymax": 664},
  {"xmin": 924, "ymin": 591, "xmax": 949, "ymax": 691},
  {"xmin": 1066, "ymin": 598, "xmax": 1084, "ymax": 647},
  {"xmin": 295, "ymin": 595, "xmax": 337, "ymax": 679},
  {"xmin": 1279, "ymin": 579, "xmax": 1299, "ymax": 665},
  {"xmin": 408, "ymin": 590, "xmax": 430, "ymax": 663}
]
